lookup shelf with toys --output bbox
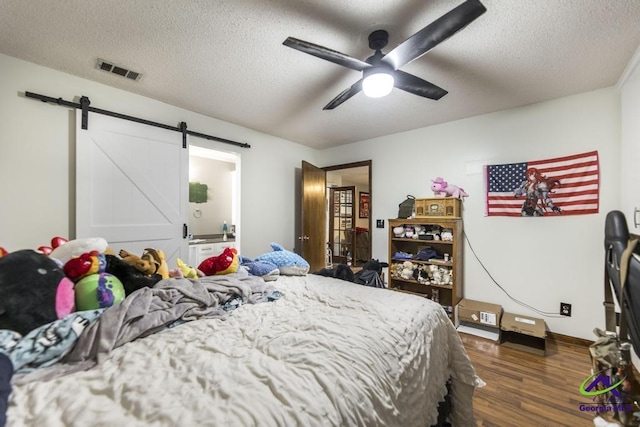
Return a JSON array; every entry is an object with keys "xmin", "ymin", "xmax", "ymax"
[
  {"xmin": 388, "ymin": 216, "xmax": 463, "ymax": 322},
  {"xmin": 390, "ymin": 276, "xmax": 453, "ymax": 289}
]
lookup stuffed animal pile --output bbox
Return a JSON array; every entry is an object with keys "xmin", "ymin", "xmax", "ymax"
[
  {"xmin": 0, "ymin": 238, "xmax": 312, "ymax": 338},
  {"xmin": 0, "ymin": 238, "xmax": 178, "ymax": 336},
  {"xmin": 0, "ymin": 236, "xmax": 311, "ymax": 427}
]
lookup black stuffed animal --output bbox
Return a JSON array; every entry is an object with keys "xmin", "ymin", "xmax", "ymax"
[
  {"xmin": 313, "ymin": 264, "xmax": 355, "ymax": 282},
  {"xmin": 355, "ymin": 259, "xmax": 388, "ymax": 288},
  {"xmin": 0, "ymin": 251, "xmax": 162, "ymax": 338},
  {"xmin": 361, "ymin": 259, "xmax": 389, "ymax": 276},
  {"xmin": 314, "ymin": 259, "xmax": 389, "ymax": 287},
  {"xmin": 104, "ymin": 254, "xmax": 163, "ymax": 295},
  {"xmin": 0, "ymin": 250, "xmax": 76, "ymax": 336}
]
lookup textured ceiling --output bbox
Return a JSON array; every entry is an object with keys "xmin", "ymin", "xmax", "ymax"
[{"xmin": 1, "ymin": 0, "xmax": 640, "ymax": 149}]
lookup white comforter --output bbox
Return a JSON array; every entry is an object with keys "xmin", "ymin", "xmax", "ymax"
[{"xmin": 8, "ymin": 274, "xmax": 481, "ymax": 427}]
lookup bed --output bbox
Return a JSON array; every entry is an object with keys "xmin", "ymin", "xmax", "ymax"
[{"xmin": 5, "ymin": 273, "xmax": 481, "ymax": 427}]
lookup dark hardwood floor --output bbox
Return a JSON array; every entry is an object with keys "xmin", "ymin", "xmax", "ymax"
[{"xmin": 459, "ymin": 332, "xmax": 598, "ymax": 427}]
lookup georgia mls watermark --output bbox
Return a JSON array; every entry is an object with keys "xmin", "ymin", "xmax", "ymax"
[{"xmin": 578, "ymin": 369, "xmax": 634, "ymax": 413}]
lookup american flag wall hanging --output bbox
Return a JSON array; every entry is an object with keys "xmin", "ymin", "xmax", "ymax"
[{"xmin": 484, "ymin": 151, "xmax": 599, "ymax": 217}]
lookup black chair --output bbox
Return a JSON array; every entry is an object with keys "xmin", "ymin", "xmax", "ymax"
[{"xmin": 604, "ymin": 210, "xmax": 640, "ymax": 358}]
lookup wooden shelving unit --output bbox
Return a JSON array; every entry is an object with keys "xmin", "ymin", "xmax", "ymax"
[{"xmin": 388, "ymin": 217, "xmax": 463, "ymax": 321}]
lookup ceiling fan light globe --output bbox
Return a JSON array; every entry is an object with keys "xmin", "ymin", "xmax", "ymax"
[{"xmin": 362, "ymin": 73, "xmax": 394, "ymax": 98}]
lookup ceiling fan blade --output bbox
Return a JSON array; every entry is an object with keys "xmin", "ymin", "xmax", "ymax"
[
  {"xmin": 323, "ymin": 80, "xmax": 363, "ymax": 110},
  {"xmin": 393, "ymin": 70, "xmax": 448, "ymax": 100},
  {"xmin": 283, "ymin": 37, "xmax": 372, "ymax": 72},
  {"xmin": 382, "ymin": 0, "xmax": 486, "ymax": 70}
]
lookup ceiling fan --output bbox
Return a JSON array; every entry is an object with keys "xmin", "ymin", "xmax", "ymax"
[{"xmin": 283, "ymin": 0, "xmax": 486, "ymax": 110}]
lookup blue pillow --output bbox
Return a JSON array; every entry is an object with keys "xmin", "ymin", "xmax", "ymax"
[{"xmin": 255, "ymin": 243, "xmax": 310, "ymax": 276}]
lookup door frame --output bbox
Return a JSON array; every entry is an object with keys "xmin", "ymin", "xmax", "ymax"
[
  {"xmin": 188, "ymin": 144, "xmax": 241, "ymax": 255},
  {"xmin": 324, "ymin": 160, "xmax": 372, "ymax": 265}
]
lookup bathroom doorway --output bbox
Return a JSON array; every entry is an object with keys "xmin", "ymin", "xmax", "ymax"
[{"xmin": 188, "ymin": 145, "xmax": 241, "ymax": 252}]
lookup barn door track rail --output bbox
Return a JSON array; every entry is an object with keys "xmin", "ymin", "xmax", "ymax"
[{"xmin": 24, "ymin": 91, "xmax": 251, "ymax": 149}]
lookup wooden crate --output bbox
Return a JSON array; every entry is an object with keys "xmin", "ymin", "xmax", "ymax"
[{"xmin": 415, "ymin": 197, "xmax": 462, "ymax": 218}]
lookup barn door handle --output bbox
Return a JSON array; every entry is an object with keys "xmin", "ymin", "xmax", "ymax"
[
  {"xmin": 183, "ymin": 224, "xmax": 188, "ymax": 239},
  {"xmin": 634, "ymin": 208, "xmax": 640, "ymax": 229}
]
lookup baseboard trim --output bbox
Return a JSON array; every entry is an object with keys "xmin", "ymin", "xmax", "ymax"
[{"xmin": 548, "ymin": 332, "xmax": 593, "ymax": 347}]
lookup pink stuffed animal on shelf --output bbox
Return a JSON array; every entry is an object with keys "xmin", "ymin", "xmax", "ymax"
[{"xmin": 431, "ymin": 177, "xmax": 469, "ymax": 198}]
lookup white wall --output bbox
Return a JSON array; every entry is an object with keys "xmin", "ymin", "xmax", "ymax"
[
  {"xmin": 0, "ymin": 53, "xmax": 318, "ymax": 259},
  {"xmin": 320, "ymin": 88, "xmax": 621, "ymax": 340}
]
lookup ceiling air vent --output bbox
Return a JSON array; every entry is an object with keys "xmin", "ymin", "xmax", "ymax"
[{"xmin": 96, "ymin": 58, "xmax": 142, "ymax": 81}]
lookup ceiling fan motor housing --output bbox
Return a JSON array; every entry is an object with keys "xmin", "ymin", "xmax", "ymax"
[
  {"xmin": 363, "ymin": 62, "xmax": 394, "ymax": 78},
  {"xmin": 368, "ymin": 30, "xmax": 389, "ymax": 51}
]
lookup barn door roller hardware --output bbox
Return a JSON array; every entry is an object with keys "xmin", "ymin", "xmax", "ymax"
[{"xmin": 24, "ymin": 91, "xmax": 251, "ymax": 149}]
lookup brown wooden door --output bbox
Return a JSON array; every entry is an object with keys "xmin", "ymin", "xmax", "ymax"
[{"xmin": 301, "ymin": 161, "xmax": 326, "ymax": 272}]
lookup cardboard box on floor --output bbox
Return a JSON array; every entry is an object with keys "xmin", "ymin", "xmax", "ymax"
[
  {"xmin": 499, "ymin": 312, "xmax": 547, "ymax": 356},
  {"xmin": 456, "ymin": 299, "xmax": 503, "ymax": 341}
]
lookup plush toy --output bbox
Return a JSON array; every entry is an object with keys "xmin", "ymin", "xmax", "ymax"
[
  {"xmin": 313, "ymin": 264, "xmax": 354, "ymax": 282},
  {"xmin": 391, "ymin": 262, "xmax": 404, "ymax": 278},
  {"xmin": 430, "ymin": 177, "xmax": 469, "ymax": 198},
  {"xmin": 404, "ymin": 225, "xmax": 415, "ymax": 238},
  {"xmin": 198, "ymin": 247, "xmax": 239, "ymax": 276},
  {"xmin": 74, "ymin": 272, "xmax": 125, "ymax": 311},
  {"xmin": 440, "ymin": 268, "xmax": 452, "ymax": 285},
  {"xmin": 413, "ymin": 264, "xmax": 430, "ymax": 284},
  {"xmin": 144, "ymin": 248, "xmax": 169, "ymax": 279},
  {"xmin": 118, "ymin": 249, "xmax": 159, "ymax": 276},
  {"xmin": 392, "ymin": 226, "xmax": 405, "ymax": 238},
  {"xmin": 400, "ymin": 261, "xmax": 415, "ymax": 280},
  {"xmin": 428, "ymin": 264, "xmax": 451, "ymax": 285},
  {"xmin": 239, "ymin": 256, "xmax": 280, "ymax": 281},
  {"xmin": 49, "ymin": 237, "xmax": 109, "ymax": 264},
  {"xmin": 0, "ymin": 250, "xmax": 75, "ymax": 336},
  {"xmin": 255, "ymin": 243, "xmax": 310, "ymax": 276},
  {"xmin": 361, "ymin": 259, "xmax": 389, "ymax": 277},
  {"xmin": 63, "ymin": 250, "xmax": 107, "ymax": 282},
  {"xmin": 176, "ymin": 258, "xmax": 201, "ymax": 279},
  {"xmin": 37, "ymin": 236, "xmax": 68, "ymax": 256},
  {"xmin": 104, "ymin": 254, "xmax": 163, "ymax": 296}
]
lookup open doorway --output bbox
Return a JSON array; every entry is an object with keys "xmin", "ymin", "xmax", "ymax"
[
  {"xmin": 188, "ymin": 145, "xmax": 241, "ymax": 253},
  {"xmin": 325, "ymin": 161, "xmax": 371, "ymax": 268}
]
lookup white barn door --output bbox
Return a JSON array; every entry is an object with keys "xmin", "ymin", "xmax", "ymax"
[{"xmin": 76, "ymin": 110, "xmax": 188, "ymax": 267}]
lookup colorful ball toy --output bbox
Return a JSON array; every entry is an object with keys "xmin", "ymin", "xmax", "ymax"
[{"xmin": 75, "ymin": 272, "xmax": 125, "ymax": 311}]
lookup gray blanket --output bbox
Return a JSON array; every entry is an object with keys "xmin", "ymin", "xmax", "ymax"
[
  {"xmin": 67, "ymin": 272, "xmax": 277, "ymax": 362},
  {"xmin": 14, "ymin": 273, "xmax": 278, "ymax": 383}
]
